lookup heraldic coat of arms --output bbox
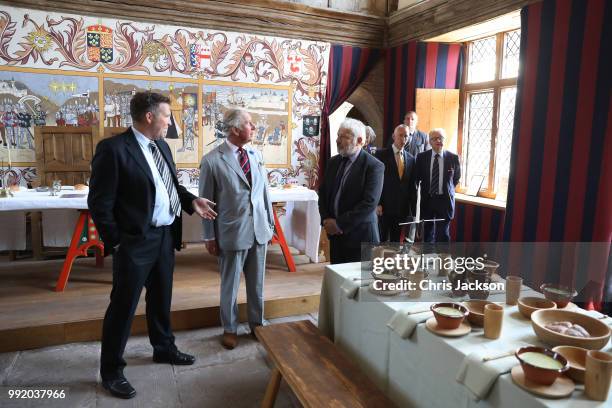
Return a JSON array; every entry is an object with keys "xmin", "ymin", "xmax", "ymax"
[{"xmin": 87, "ymin": 25, "xmax": 114, "ymax": 63}]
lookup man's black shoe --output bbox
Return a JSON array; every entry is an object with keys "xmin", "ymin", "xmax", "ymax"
[
  {"xmin": 102, "ymin": 377, "xmax": 136, "ymax": 399},
  {"xmin": 153, "ymin": 350, "xmax": 195, "ymax": 365}
]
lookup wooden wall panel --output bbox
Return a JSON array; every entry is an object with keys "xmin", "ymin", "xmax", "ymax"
[{"xmin": 415, "ymin": 88, "xmax": 459, "ymax": 151}]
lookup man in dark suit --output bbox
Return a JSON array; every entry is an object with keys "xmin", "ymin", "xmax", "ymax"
[
  {"xmin": 387, "ymin": 111, "xmax": 431, "ymax": 157},
  {"xmin": 318, "ymin": 118, "xmax": 384, "ymax": 264},
  {"xmin": 376, "ymin": 124, "xmax": 417, "ymax": 243},
  {"xmin": 415, "ymin": 128, "xmax": 461, "ymax": 243},
  {"xmin": 88, "ymin": 92, "xmax": 216, "ymax": 399}
]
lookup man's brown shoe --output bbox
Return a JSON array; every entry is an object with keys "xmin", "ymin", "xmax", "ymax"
[{"xmin": 221, "ymin": 332, "xmax": 238, "ymax": 349}]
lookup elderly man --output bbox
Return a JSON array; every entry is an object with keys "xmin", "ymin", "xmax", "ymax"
[
  {"xmin": 199, "ymin": 108, "xmax": 275, "ymax": 350},
  {"xmin": 376, "ymin": 124, "xmax": 417, "ymax": 243},
  {"xmin": 89, "ymin": 92, "xmax": 216, "ymax": 399},
  {"xmin": 318, "ymin": 118, "xmax": 384, "ymax": 264},
  {"xmin": 364, "ymin": 125, "xmax": 377, "ymax": 155},
  {"xmin": 415, "ymin": 128, "xmax": 461, "ymax": 243}
]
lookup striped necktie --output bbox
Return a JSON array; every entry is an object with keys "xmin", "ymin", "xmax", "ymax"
[
  {"xmin": 149, "ymin": 141, "xmax": 181, "ymax": 217},
  {"xmin": 238, "ymin": 147, "xmax": 252, "ymax": 185},
  {"xmin": 430, "ymin": 153, "xmax": 440, "ymax": 195}
]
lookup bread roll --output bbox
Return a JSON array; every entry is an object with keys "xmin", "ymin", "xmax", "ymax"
[{"xmin": 74, "ymin": 184, "xmax": 88, "ymax": 190}]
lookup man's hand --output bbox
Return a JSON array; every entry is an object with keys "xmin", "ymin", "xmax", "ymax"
[
  {"xmin": 192, "ymin": 197, "xmax": 217, "ymax": 220},
  {"xmin": 376, "ymin": 205, "xmax": 383, "ymax": 216},
  {"xmin": 323, "ymin": 218, "xmax": 343, "ymax": 236},
  {"xmin": 205, "ymin": 239, "xmax": 219, "ymax": 256}
]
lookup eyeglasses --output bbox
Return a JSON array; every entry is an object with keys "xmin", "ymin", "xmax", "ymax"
[{"xmin": 430, "ymin": 136, "xmax": 445, "ymax": 142}]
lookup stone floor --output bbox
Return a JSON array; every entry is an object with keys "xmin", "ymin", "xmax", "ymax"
[{"xmin": 0, "ymin": 314, "xmax": 318, "ymax": 408}]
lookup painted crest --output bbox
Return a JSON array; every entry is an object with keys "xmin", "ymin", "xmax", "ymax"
[
  {"xmin": 286, "ymin": 49, "xmax": 303, "ymax": 75},
  {"xmin": 190, "ymin": 41, "xmax": 211, "ymax": 69},
  {"xmin": 86, "ymin": 25, "xmax": 114, "ymax": 63}
]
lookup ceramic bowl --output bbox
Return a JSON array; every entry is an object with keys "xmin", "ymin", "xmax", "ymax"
[
  {"xmin": 540, "ymin": 284, "xmax": 577, "ymax": 308},
  {"xmin": 518, "ymin": 297, "xmax": 557, "ymax": 319},
  {"xmin": 431, "ymin": 302, "xmax": 469, "ymax": 330},
  {"xmin": 552, "ymin": 345, "xmax": 587, "ymax": 383},
  {"xmin": 463, "ymin": 300, "xmax": 495, "ymax": 326},
  {"xmin": 515, "ymin": 346, "xmax": 569, "ymax": 386},
  {"xmin": 531, "ymin": 309, "xmax": 611, "ymax": 349}
]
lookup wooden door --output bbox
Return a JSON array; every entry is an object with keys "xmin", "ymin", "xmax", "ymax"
[{"xmin": 35, "ymin": 126, "xmax": 95, "ymax": 186}]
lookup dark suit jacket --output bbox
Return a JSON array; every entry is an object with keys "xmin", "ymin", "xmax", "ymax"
[
  {"xmin": 375, "ymin": 147, "xmax": 417, "ymax": 218},
  {"xmin": 88, "ymin": 128, "xmax": 196, "ymax": 252},
  {"xmin": 415, "ymin": 149, "xmax": 461, "ymax": 219},
  {"xmin": 318, "ymin": 149, "xmax": 384, "ymax": 247}
]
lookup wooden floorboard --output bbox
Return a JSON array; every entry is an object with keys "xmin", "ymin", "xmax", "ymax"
[{"xmin": 0, "ymin": 245, "xmax": 325, "ymax": 352}]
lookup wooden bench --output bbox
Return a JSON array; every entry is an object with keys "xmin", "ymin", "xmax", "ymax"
[{"xmin": 255, "ymin": 320, "xmax": 396, "ymax": 408}]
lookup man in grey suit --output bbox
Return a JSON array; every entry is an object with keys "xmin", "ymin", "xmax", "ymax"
[{"xmin": 199, "ymin": 108, "xmax": 275, "ymax": 350}]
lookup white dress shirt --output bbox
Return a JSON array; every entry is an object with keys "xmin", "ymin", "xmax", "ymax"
[
  {"xmin": 132, "ymin": 126, "xmax": 175, "ymax": 226},
  {"xmin": 429, "ymin": 149, "xmax": 444, "ymax": 194}
]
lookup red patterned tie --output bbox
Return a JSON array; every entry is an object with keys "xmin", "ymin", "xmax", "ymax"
[{"xmin": 238, "ymin": 147, "xmax": 251, "ymax": 185}]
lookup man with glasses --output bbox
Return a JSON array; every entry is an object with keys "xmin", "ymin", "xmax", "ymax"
[
  {"xmin": 89, "ymin": 92, "xmax": 217, "ymax": 399},
  {"xmin": 415, "ymin": 128, "xmax": 461, "ymax": 243}
]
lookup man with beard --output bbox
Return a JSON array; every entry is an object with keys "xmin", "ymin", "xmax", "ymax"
[{"xmin": 318, "ymin": 118, "xmax": 384, "ymax": 264}]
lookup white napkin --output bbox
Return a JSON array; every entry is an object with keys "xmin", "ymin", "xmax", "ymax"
[
  {"xmin": 340, "ymin": 277, "xmax": 362, "ymax": 299},
  {"xmin": 387, "ymin": 307, "xmax": 434, "ymax": 339},
  {"xmin": 456, "ymin": 350, "xmax": 517, "ymax": 400}
]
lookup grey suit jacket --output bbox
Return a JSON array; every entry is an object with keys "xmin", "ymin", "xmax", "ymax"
[
  {"xmin": 199, "ymin": 142, "xmax": 274, "ymax": 251},
  {"xmin": 405, "ymin": 129, "xmax": 430, "ymax": 158}
]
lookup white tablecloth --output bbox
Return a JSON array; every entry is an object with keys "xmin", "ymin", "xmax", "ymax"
[
  {"xmin": 318, "ymin": 263, "xmax": 612, "ymax": 408},
  {"xmin": 0, "ymin": 188, "xmax": 88, "ymax": 250},
  {"xmin": 182, "ymin": 186, "xmax": 320, "ymax": 262},
  {"xmin": 0, "ymin": 187, "xmax": 321, "ymax": 262}
]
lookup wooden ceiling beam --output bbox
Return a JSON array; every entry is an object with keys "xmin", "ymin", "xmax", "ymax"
[
  {"xmin": 387, "ymin": 0, "xmax": 540, "ymax": 46},
  {"xmin": 1, "ymin": 0, "xmax": 386, "ymax": 48}
]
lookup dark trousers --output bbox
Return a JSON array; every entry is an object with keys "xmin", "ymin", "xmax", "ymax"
[
  {"xmin": 380, "ymin": 214, "xmax": 406, "ymax": 243},
  {"xmin": 422, "ymin": 196, "xmax": 451, "ymax": 243},
  {"xmin": 100, "ymin": 225, "xmax": 176, "ymax": 380},
  {"xmin": 329, "ymin": 236, "xmax": 362, "ymax": 264}
]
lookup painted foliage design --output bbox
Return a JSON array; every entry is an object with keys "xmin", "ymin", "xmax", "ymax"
[{"xmin": 0, "ymin": 7, "xmax": 328, "ymax": 188}]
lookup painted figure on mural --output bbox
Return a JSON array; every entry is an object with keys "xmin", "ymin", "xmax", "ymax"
[
  {"xmin": 4, "ymin": 104, "xmax": 17, "ymax": 147},
  {"xmin": 256, "ymin": 118, "xmax": 267, "ymax": 144},
  {"xmin": 16, "ymin": 105, "xmax": 33, "ymax": 149},
  {"xmin": 33, "ymin": 103, "xmax": 47, "ymax": 126},
  {"xmin": 178, "ymin": 107, "xmax": 196, "ymax": 152},
  {"xmin": 0, "ymin": 104, "xmax": 6, "ymax": 146}
]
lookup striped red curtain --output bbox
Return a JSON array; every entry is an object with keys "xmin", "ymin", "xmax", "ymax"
[
  {"xmin": 317, "ymin": 45, "xmax": 381, "ymax": 186},
  {"xmin": 504, "ymin": 0, "xmax": 611, "ymax": 311},
  {"xmin": 384, "ymin": 42, "xmax": 463, "ymax": 143},
  {"xmin": 450, "ymin": 203, "xmax": 505, "ymax": 242}
]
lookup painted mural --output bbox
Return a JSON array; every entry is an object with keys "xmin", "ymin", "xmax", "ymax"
[
  {"xmin": 203, "ymin": 84, "xmax": 291, "ymax": 167},
  {"xmin": 103, "ymin": 77, "xmax": 200, "ymax": 164},
  {"xmin": 0, "ymin": 5, "xmax": 329, "ymax": 188},
  {"xmin": 0, "ymin": 70, "xmax": 98, "ymax": 162}
]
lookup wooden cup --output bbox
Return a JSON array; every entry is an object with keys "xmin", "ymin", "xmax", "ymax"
[
  {"xmin": 484, "ymin": 303, "xmax": 504, "ymax": 339},
  {"xmin": 407, "ymin": 270, "xmax": 425, "ymax": 299},
  {"xmin": 505, "ymin": 275, "xmax": 523, "ymax": 305},
  {"xmin": 585, "ymin": 350, "xmax": 612, "ymax": 401}
]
